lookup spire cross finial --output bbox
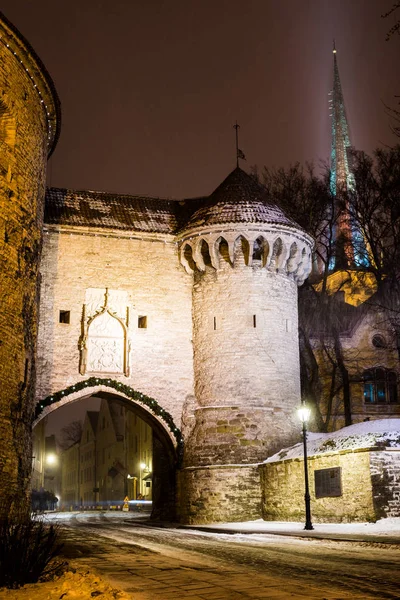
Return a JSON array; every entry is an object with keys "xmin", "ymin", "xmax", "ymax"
[
  {"xmin": 233, "ymin": 121, "xmax": 245, "ymax": 167},
  {"xmin": 333, "ymin": 39, "xmax": 337, "ymax": 54}
]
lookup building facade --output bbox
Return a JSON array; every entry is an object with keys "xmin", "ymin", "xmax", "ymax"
[{"xmin": 57, "ymin": 399, "xmax": 153, "ymax": 509}]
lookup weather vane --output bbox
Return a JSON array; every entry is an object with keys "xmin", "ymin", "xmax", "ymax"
[{"xmin": 233, "ymin": 121, "xmax": 246, "ymax": 168}]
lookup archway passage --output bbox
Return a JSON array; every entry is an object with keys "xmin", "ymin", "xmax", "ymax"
[{"xmin": 34, "ymin": 379, "xmax": 183, "ymax": 521}]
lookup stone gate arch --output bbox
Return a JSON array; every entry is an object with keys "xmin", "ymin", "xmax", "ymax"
[{"xmin": 34, "ymin": 378, "xmax": 183, "ymax": 520}]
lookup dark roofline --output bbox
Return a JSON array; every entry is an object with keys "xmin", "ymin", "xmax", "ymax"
[{"xmin": 0, "ymin": 11, "xmax": 61, "ymax": 157}]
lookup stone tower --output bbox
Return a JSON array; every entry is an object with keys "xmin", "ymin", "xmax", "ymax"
[
  {"xmin": 0, "ymin": 12, "xmax": 60, "ymax": 516},
  {"xmin": 177, "ymin": 168, "xmax": 313, "ymax": 523}
]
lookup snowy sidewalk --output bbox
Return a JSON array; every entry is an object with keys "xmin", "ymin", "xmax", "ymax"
[{"xmin": 172, "ymin": 517, "xmax": 400, "ymax": 544}]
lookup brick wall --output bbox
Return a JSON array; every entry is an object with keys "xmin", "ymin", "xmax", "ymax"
[{"xmin": 0, "ymin": 16, "xmax": 59, "ymax": 516}]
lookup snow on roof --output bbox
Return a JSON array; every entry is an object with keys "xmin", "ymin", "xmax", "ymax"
[{"xmin": 265, "ymin": 419, "xmax": 400, "ymax": 463}]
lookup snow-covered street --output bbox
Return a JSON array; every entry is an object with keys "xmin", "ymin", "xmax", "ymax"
[{"xmin": 40, "ymin": 511, "xmax": 400, "ymax": 599}]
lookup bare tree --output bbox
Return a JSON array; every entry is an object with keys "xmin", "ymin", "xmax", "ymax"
[
  {"xmin": 382, "ymin": 2, "xmax": 400, "ymax": 135},
  {"xmin": 58, "ymin": 420, "xmax": 82, "ymax": 450},
  {"xmin": 382, "ymin": 1, "xmax": 400, "ymax": 40},
  {"xmin": 256, "ymin": 146, "xmax": 400, "ymax": 430}
]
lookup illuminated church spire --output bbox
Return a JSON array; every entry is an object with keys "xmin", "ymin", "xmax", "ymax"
[
  {"xmin": 329, "ymin": 42, "xmax": 368, "ymax": 269},
  {"xmin": 330, "ymin": 41, "xmax": 354, "ymax": 195}
]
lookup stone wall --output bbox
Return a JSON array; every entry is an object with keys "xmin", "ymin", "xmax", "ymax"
[
  {"xmin": 186, "ymin": 260, "xmax": 302, "ymax": 467},
  {"xmin": 260, "ymin": 450, "xmax": 377, "ymax": 522},
  {"xmin": 0, "ymin": 14, "xmax": 59, "ymax": 516},
  {"xmin": 177, "ymin": 464, "xmax": 261, "ymax": 524},
  {"xmin": 370, "ymin": 450, "xmax": 400, "ymax": 519},
  {"xmin": 36, "ymin": 228, "xmax": 194, "ymax": 429}
]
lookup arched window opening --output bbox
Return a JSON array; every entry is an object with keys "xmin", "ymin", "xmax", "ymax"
[
  {"xmin": 183, "ymin": 244, "xmax": 195, "ymax": 271},
  {"xmin": 199, "ymin": 239, "xmax": 212, "ymax": 267},
  {"xmin": 270, "ymin": 238, "xmax": 283, "ymax": 269},
  {"xmin": 289, "ymin": 242, "xmax": 298, "ymax": 259},
  {"xmin": 233, "ymin": 235, "xmax": 250, "ymax": 264},
  {"xmin": 363, "ymin": 368, "xmax": 398, "ymax": 404},
  {"xmin": 217, "ymin": 237, "xmax": 230, "ymax": 264},
  {"xmin": 253, "ymin": 236, "xmax": 268, "ymax": 265}
]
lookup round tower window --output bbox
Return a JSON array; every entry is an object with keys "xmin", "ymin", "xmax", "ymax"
[{"xmin": 372, "ymin": 334, "xmax": 387, "ymax": 349}]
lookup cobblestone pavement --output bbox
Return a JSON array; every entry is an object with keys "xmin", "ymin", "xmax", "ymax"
[{"xmin": 57, "ymin": 515, "xmax": 400, "ymax": 599}]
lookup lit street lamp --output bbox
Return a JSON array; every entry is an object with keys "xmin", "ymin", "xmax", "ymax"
[
  {"xmin": 46, "ymin": 453, "xmax": 57, "ymax": 466},
  {"xmin": 297, "ymin": 402, "xmax": 314, "ymax": 531}
]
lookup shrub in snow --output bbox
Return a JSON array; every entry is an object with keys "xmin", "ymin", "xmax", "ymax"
[{"xmin": 0, "ymin": 509, "xmax": 63, "ymax": 589}]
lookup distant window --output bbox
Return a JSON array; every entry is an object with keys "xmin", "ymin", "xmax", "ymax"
[
  {"xmin": 315, "ymin": 467, "xmax": 342, "ymax": 498},
  {"xmin": 253, "ymin": 315, "xmax": 257, "ymax": 328},
  {"xmin": 138, "ymin": 316, "xmax": 147, "ymax": 329},
  {"xmin": 372, "ymin": 334, "xmax": 387, "ymax": 349},
  {"xmin": 363, "ymin": 368, "xmax": 398, "ymax": 404},
  {"xmin": 59, "ymin": 310, "xmax": 70, "ymax": 324}
]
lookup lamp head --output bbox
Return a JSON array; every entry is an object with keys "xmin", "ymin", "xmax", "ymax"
[
  {"xmin": 46, "ymin": 453, "xmax": 57, "ymax": 465},
  {"xmin": 297, "ymin": 404, "xmax": 311, "ymax": 423}
]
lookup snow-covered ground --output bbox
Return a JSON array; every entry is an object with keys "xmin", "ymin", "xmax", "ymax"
[{"xmin": 193, "ymin": 516, "xmax": 400, "ymax": 537}]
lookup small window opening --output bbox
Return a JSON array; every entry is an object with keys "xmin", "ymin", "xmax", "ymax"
[
  {"xmin": 59, "ymin": 310, "xmax": 70, "ymax": 324},
  {"xmin": 253, "ymin": 315, "xmax": 257, "ymax": 328},
  {"xmin": 213, "ymin": 316, "xmax": 217, "ymax": 331},
  {"xmin": 138, "ymin": 316, "xmax": 147, "ymax": 329},
  {"xmin": 372, "ymin": 334, "xmax": 387, "ymax": 349}
]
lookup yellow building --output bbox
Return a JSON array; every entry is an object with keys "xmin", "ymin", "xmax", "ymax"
[
  {"xmin": 80, "ymin": 412, "xmax": 99, "ymax": 506},
  {"xmin": 60, "ymin": 442, "xmax": 80, "ymax": 509}
]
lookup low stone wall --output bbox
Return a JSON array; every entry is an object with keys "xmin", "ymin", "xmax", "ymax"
[
  {"xmin": 370, "ymin": 450, "xmax": 400, "ymax": 519},
  {"xmin": 177, "ymin": 464, "xmax": 262, "ymax": 524},
  {"xmin": 260, "ymin": 449, "xmax": 381, "ymax": 523}
]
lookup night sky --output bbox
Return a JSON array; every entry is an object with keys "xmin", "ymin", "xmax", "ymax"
[{"xmin": 2, "ymin": 0, "xmax": 399, "ymax": 200}]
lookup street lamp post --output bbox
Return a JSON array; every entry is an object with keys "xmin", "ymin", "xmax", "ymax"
[{"xmin": 297, "ymin": 402, "xmax": 314, "ymax": 531}]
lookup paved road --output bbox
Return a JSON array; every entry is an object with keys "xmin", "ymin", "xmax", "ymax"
[{"xmin": 54, "ymin": 513, "xmax": 400, "ymax": 600}]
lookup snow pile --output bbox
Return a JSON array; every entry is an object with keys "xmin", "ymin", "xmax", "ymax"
[
  {"xmin": 266, "ymin": 419, "xmax": 400, "ymax": 463},
  {"xmin": 0, "ymin": 563, "xmax": 130, "ymax": 600}
]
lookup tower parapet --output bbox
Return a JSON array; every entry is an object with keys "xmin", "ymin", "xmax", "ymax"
[{"xmin": 177, "ymin": 168, "xmax": 313, "ymax": 523}]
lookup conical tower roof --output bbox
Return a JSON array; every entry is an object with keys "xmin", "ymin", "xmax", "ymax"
[{"xmin": 183, "ymin": 167, "xmax": 299, "ymax": 233}]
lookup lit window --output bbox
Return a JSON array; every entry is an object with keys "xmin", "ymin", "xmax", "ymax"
[{"xmin": 363, "ymin": 368, "xmax": 398, "ymax": 404}]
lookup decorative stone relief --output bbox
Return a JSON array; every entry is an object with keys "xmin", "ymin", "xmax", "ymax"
[{"xmin": 79, "ymin": 288, "xmax": 130, "ymax": 376}]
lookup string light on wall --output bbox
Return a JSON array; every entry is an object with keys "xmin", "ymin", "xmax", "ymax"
[{"xmin": 0, "ymin": 35, "xmax": 55, "ymax": 144}]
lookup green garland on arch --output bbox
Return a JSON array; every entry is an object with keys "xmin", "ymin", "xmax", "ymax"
[{"xmin": 35, "ymin": 377, "xmax": 184, "ymax": 458}]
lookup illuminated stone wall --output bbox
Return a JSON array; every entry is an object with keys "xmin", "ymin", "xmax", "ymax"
[
  {"xmin": 176, "ymin": 216, "xmax": 313, "ymax": 523},
  {"xmin": 36, "ymin": 229, "xmax": 194, "ymax": 428},
  {"xmin": 260, "ymin": 449, "xmax": 400, "ymax": 522},
  {"xmin": 0, "ymin": 14, "xmax": 59, "ymax": 516},
  {"xmin": 177, "ymin": 464, "xmax": 261, "ymax": 524}
]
